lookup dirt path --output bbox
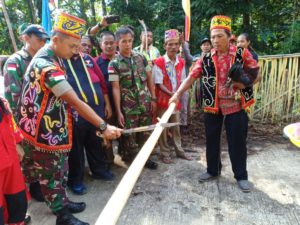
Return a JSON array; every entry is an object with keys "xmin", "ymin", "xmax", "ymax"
[{"xmin": 27, "ymin": 117, "xmax": 300, "ymax": 225}]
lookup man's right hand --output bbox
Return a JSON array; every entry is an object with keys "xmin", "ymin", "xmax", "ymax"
[
  {"xmin": 169, "ymin": 92, "xmax": 180, "ymax": 105},
  {"xmin": 102, "ymin": 124, "xmax": 122, "ymax": 140},
  {"xmin": 117, "ymin": 112, "xmax": 125, "ymax": 128}
]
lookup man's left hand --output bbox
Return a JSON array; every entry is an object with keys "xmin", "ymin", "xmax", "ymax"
[
  {"xmin": 232, "ymin": 82, "xmax": 246, "ymax": 90},
  {"xmin": 179, "ymin": 32, "xmax": 185, "ymax": 45},
  {"xmin": 100, "ymin": 17, "xmax": 109, "ymax": 28},
  {"xmin": 105, "ymin": 105, "xmax": 112, "ymax": 119}
]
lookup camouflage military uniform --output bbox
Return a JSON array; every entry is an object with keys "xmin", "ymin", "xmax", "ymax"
[
  {"xmin": 18, "ymin": 45, "xmax": 73, "ymax": 213},
  {"xmin": 108, "ymin": 52, "xmax": 152, "ymax": 160},
  {"xmin": 3, "ymin": 48, "xmax": 41, "ymax": 189},
  {"xmin": 32, "ymin": 148, "xmax": 69, "ymax": 212},
  {"xmin": 3, "ymin": 48, "xmax": 32, "ymax": 118}
]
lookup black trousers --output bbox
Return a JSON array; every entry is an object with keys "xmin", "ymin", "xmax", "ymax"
[
  {"xmin": 68, "ymin": 121, "xmax": 107, "ymax": 185},
  {"xmin": 204, "ymin": 110, "xmax": 248, "ymax": 180}
]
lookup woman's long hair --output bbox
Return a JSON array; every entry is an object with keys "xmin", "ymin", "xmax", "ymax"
[{"xmin": 239, "ymin": 33, "xmax": 255, "ymax": 52}]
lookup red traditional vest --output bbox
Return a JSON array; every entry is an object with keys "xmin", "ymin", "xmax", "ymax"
[
  {"xmin": 154, "ymin": 56, "xmax": 185, "ymax": 110},
  {"xmin": 201, "ymin": 47, "xmax": 255, "ymax": 114}
]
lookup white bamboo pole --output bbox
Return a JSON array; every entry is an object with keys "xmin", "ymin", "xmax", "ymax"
[{"xmin": 95, "ymin": 102, "xmax": 176, "ymax": 225}]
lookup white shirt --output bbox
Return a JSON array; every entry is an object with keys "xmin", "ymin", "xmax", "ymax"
[{"xmin": 152, "ymin": 54, "xmax": 186, "ymax": 92}]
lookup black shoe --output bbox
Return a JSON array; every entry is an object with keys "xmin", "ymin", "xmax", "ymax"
[
  {"xmin": 68, "ymin": 201, "xmax": 86, "ymax": 214},
  {"xmin": 56, "ymin": 208, "xmax": 89, "ymax": 225},
  {"xmin": 68, "ymin": 183, "xmax": 87, "ymax": 195},
  {"xmin": 145, "ymin": 159, "xmax": 158, "ymax": 170},
  {"xmin": 29, "ymin": 181, "xmax": 45, "ymax": 202},
  {"xmin": 198, "ymin": 172, "xmax": 219, "ymax": 183},
  {"xmin": 91, "ymin": 169, "xmax": 115, "ymax": 181},
  {"xmin": 25, "ymin": 214, "xmax": 31, "ymax": 224},
  {"xmin": 237, "ymin": 180, "xmax": 251, "ymax": 193}
]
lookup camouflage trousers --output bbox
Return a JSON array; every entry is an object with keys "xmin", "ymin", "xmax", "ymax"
[
  {"xmin": 22, "ymin": 142, "xmax": 39, "ymax": 184},
  {"xmin": 119, "ymin": 110, "xmax": 152, "ymax": 161},
  {"xmin": 23, "ymin": 143, "xmax": 69, "ymax": 213}
]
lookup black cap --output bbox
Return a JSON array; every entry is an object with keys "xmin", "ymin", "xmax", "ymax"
[
  {"xmin": 22, "ymin": 24, "xmax": 50, "ymax": 40},
  {"xmin": 201, "ymin": 37, "xmax": 211, "ymax": 45}
]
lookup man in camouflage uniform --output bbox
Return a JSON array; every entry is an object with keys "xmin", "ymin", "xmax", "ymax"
[
  {"xmin": 17, "ymin": 12, "xmax": 121, "ymax": 225},
  {"xmin": 4, "ymin": 24, "xmax": 49, "ymax": 118},
  {"xmin": 109, "ymin": 26, "xmax": 158, "ymax": 169},
  {"xmin": 133, "ymin": 28, "xmax": 160, "ymax": 67},
  {"xmin": 3, "ymin": 24, "xmax": 49, "ymax": 203}
]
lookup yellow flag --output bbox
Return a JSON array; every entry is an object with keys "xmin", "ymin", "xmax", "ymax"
[{"xmin": 182, "ymin": 0, "xmax": 191, "ymax": 41}]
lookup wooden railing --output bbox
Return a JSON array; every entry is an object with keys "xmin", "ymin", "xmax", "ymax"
[{"xmin": 249, "ymin": 53, "xmax": 300, "ymax": 122}]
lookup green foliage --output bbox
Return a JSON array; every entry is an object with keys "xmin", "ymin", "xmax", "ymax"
[
  {"xmin": 1, "ymin": 0, "xmax": 299, "ymax": 55},
  {"xmin": 0, "ymin": 0, "xmax": 34, "ymax": 53}
]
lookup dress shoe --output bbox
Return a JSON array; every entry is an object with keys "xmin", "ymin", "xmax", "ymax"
[
  {"xmin": 56, "ymin": 208, "xmax": 89, "ymax": 225},
  {"xmin": 145, "ymin": 159, "xmax": 158, "ymax": 170},
  {"xmin": 237, "ymin": 180, "xmax": 251, "ymax": 193},
  {"xmin": 67, "ymin": 201, "xmax": 86, "ymax": 214},
  {"xmin": 91, "ymin": 169, "xmax": 115, "ymax": 181},
  {"xmin": 25, "ymin": 214, "xmax": 31, "ymax": 224},
  {"xmin": 69, "ymin": 183, "xmax": 87, "ymax": 195},
  {"xmin": 198, "ymin": 172, "xmax": 219, "ymax": 183},
  {"xmin": 29, "ymin": 181, "xmax": 45, "ymax": 202}
]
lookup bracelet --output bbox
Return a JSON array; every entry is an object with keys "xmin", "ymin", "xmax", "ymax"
[{"xmin": 151, "ymin": 97, "xmax": 157, "ymax": 102}]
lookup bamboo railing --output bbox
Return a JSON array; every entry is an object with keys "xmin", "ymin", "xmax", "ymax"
[{"xmin": 249, "ymin": 53, "xmax": 300, "ymax": 122}]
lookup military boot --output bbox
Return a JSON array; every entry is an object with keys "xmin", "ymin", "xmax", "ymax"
[
  {"xmin": 29, "ymin": 181, "xmax": 45, "ymax": 202},
  {"xmin": 56, "ymin": 207, "xmax": 89, "ymax": 225}
]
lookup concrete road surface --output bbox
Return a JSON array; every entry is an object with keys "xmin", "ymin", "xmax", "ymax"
[{"xmin": 28, "ymin": 139, "xmax": 300, "ymax": 225}]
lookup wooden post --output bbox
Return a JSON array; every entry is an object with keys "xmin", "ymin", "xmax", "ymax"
[
  {"xmin": 95, "ymin": 103, "xmax": 177, "ymax": 225},
  {"xmin": 101, "ymin": 0, "xmax": 107, "ymax": 16},
  {"xmin": 0, "ymin": 0, "xmax": 18, "ymax": 52}
]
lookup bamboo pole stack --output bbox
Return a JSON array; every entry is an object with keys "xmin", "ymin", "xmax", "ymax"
[{"xmin": 250, "ymin": 53, "xmax": 300, "ymax": 122}]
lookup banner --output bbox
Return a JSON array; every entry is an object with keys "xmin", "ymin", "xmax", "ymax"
[
  {"xmin": 42, "ymin": 0, "xmax": 52, "ymax": 35},
  {"xmin": 182, "ymin": 0, "xmax": 191, "ymax": 41}
]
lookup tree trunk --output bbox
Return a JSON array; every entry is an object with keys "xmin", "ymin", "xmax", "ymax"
[
  {"xmin": 243, "ymin": 13, "xmax": 250, "ymax": 32},
  {"xmin": 35, "ymin": 0, "xmax": 42, "ymax": 22},
  {"xmin": 90, "ymin": 0, "xmax": 97, "ymax": 25},
  {"xmin": 79, "ymin": 0, "xmax": 88, "ymax": 25},
  {"xmin": 1, "ymin": 0, "xmax": 18, "ymax": 52},
  {"xmin": 102, "ymin": 0, "xmax": 107, "ymax": 16},
  {"xmin": 242, "ymin": 0, "xmax": 251, "ymax": 32},
  {"xmin": 27, "ymin": 0, "xmax": 38, "ymax": 23}
]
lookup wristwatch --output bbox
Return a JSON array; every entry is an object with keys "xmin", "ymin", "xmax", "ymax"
[{"xmin": 99, "ymin": 121, "xmax": 107, "ymax": 133}]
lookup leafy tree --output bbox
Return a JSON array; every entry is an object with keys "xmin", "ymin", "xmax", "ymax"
[{"xmin": 1, "ymin": 0, "xmax": 299, "ymax": 55}]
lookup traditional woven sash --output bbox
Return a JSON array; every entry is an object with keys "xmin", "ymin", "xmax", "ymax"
[{"xmin": 67, "ymin": 54, "xmax": 99, "ymax": 105}]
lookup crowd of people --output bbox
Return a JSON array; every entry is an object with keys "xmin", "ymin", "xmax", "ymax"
[{"xmin": 0, "ymin": 12, "xmax": 260, "ymax": 225}]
